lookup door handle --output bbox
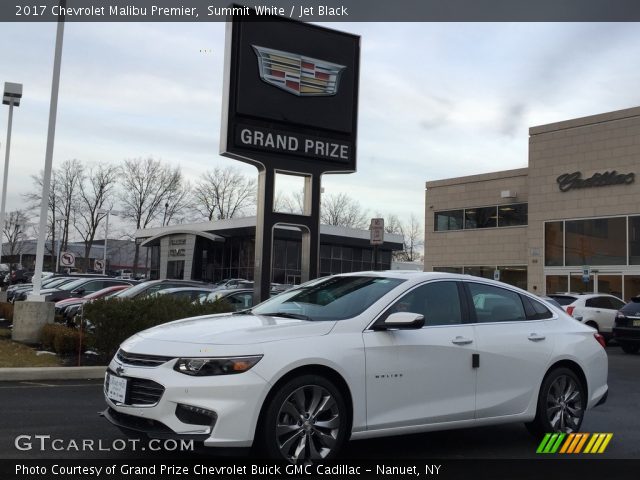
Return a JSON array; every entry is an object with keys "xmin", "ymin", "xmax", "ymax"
[
  {"xmin": 451, "ymin": 336, "xmax": 473, "ymax": 345},
  {"xmin": 528, "ymin": 333, "xmax": 546, "ymax": 342}
]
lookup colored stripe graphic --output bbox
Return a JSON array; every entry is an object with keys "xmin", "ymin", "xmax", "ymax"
[{"xmin": 537, "ymin": 433, "xmax": 613, "ymax": 454}]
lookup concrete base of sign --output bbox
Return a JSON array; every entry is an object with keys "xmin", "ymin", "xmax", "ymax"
[
  {"xmin": 12, "ymin": 301, "xmax": 55, "ymax": 344},
  {"xmin": 0, "ymin": 292, "xmax": 7, "ymax": 303}
]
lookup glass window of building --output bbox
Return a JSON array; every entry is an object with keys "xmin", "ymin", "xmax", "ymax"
[
  {"xmin": 464, "ymin": 266, "xmax": 494, "ymax": 279},
  {"xmin": 498, "ymin": 203, "xmax": 528, "ymax": 227},
  {"xmin": 624, "ymin": 275, "xmax": 640, "ymax": 301},
  {"xmin": 497, "ymin": 266, "xmax": 527, "ymax": 290},
  {"xmin": 629, "ymin": 216, "xmax": 640, "ymax": 265},
  {"xmin": 434, "ymin": 210, "xmax": 463, "ymax": 231},
  {"xmin": 546, "ymin": 275, "xmax": 568, "ymax": 294},
  {"xmin": 465, "ymin": 206, "xmax": 497, "ymax": 229},
  {"xmin": 433, "ymin": 266, "xmax": 463, "ymax": 274},
  {"xmin": 544, "ymin": 221, "xmax": 564, "ymax": 266},
  {"xmin": 565, "ymin": 217, "xmax": 626, "ymax": 266}
]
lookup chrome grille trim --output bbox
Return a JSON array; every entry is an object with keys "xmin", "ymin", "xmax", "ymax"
[{"xmin": 116, "ymin": 349, "xmax": 173, "ymax": 367}]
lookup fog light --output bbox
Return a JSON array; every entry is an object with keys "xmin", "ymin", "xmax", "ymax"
[{"xmin": 175, "ymin": 404, "xmax": 217, "ymax": 426}]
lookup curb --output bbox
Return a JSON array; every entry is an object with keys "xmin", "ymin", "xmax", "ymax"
[{"xmin": 0, "ymin": 366, "xmax": 107, "ymax": 382}]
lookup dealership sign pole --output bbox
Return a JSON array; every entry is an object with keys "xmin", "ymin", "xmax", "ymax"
[{"xmin": 221, "ymin": 7, "xmax": 360, "ymax": 302}]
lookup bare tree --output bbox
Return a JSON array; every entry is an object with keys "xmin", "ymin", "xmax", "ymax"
[
  {"xmin": 24, "ymin": 159, "xmax": 84, "ymax": 270},
  {"xmin": 274, "ymin": 190, "xmax": 304, "ymax": 214},
  {"xmin": 400, "ymin": 214, "xmax": 424, "ymax": 262},
  {"xmin": 320, "ymin": 192, "xmax": 369, "ymax": 229},
  {"xmin": 2, "ymin": 210, "xmax": 28, "ymax": 264},
  {"xmin": 374, "ymin": 212, "xmax": 424, "ymax": 262},
  {"xmin": 191, "ymin": 167, "xmax": 256, "ymax": 221},
  {"xmin": 118, "ymin": 157, "xmax": 183, "ymax": 274},
  {"xmin": 74, "ymin": 164, "xmax": 119, "ymax": 271},
  {"xmin": 162, "ymin": 180, "xmax": 192, "ymax": 226}
]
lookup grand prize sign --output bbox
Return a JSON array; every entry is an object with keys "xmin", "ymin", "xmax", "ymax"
[{"xmin": 221, "ymin": 7, "xmax": 360, "ymax": 301}]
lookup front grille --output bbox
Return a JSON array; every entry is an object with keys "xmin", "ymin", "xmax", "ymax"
[
  {"xmin": 106, "ymin": 370, "xmax": 165, "ymax": 406},
  {"xmin": 116, "ymin": 349, "xmax": 173, "ymax": 367},
  {"xmin": 128, "ymin": 377, "xmax": 165, "ymax": 405}
]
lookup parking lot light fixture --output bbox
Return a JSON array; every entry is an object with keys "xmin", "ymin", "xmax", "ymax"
[{"xmin": 0, "ymin": 82, "xmax": 23, "ymax": 266}]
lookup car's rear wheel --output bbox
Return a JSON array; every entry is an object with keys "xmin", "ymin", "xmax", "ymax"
[
  {"xmin": 260, "ymin": 375, "xmax": 347, "ymax": 463},
  {"xmin": 621, "ymin": 344, "xmax": 640, "ymax": 354},
  {"xmin": 526, "ymin": 367, "xmax": 585, "ymax": 436}
]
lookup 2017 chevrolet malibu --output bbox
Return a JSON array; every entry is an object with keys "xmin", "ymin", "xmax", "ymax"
[{"xmin": 103, "ymin": 272, "xmax": 608, "ymax": 462}]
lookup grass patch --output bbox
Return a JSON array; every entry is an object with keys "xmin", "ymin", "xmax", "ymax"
[{"xmin": 0, "ymin": 329, "xmax": 62, "ymax": 368}]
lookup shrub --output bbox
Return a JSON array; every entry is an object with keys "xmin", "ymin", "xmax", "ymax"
[
  {"xmin": 40, "ymin": 323, "xmax": 82, "ymax": 355},
  {"xmin": 84, "ymin": 296, "xmax": 234, "ymax": 359}
]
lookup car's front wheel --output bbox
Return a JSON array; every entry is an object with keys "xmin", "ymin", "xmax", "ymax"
[
  {"xmin": 261, "ymin": 375, "xmax": 348, "ymax": 463},
  {"xmin": 526, "ymin": 367, "xmax": 585, "ymax": 436}
]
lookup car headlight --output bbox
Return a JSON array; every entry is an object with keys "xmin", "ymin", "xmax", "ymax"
[{"xmin": 173, "ymin": 355, "xmax": 262, "ymax": 376}]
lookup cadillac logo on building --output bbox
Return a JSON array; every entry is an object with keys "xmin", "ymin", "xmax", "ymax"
[
  {"xmin": 252, "ymin": 45, "xmax": 346, "ymax": 96},
  {"xmin": 557, "ymin": 171, "xmax": 635, "ymax": 192}
]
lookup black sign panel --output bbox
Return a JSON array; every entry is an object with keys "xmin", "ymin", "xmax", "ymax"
[{"xmin": 221, "ymin": 8, "xmax": 360, "ymax": 173}]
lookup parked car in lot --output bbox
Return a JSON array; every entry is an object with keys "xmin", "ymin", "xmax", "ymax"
[
  {"xmin": 200, "ymin": 288, "xmax": 255, "ymax": 311},
  {"xmin": 8, "ymin": 276, "xmax": 79, "ymax": 302},
  {"xmin": 613, "ymin": 297, "xmax": 640, "ymax": 354},
  {"xmin": 104, "ymin": 272, "xmax": 608, "ymax": 462},
  {"xmin": 154, "ymin": 287, "xmax": 218, "ymax": 302},
  {"xmin": 29, "ymin": 277, "xmax": 137, "ymax": 303},
  {"xmin": 111, "ymin": 279, "xmax": 214, "ymax": 300},
  {"xmin": 55, "ymin": 285, "xmax": 132, "ymax": 323},
  {"xmin": 546, "ymin": 292, "xmax": 625, "ymax": 340}
]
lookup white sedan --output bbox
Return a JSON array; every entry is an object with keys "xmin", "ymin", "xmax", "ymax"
[{"xmin": 103, "ymin": 272, "xmax": 608, "ymax": 462}]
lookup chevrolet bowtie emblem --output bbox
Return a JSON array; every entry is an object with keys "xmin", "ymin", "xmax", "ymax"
[{"xmin": 252, "ymin": 45, "xmax": 346, "ymax": 96}]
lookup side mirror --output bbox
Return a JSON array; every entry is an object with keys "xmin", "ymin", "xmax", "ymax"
[
  {"xmin": 373, "ymin": 312, "xmax": 425, "ymax": 331},
  {"xmin": 74, "ymin": 287, "xmax": 86, "ymax": 296}
]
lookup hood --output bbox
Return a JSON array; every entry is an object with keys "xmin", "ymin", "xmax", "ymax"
[{"xmin": 129, "ymin": 313, "xmax": 336, "ymax": 346}]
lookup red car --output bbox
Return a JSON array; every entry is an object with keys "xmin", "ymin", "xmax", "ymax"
[{"xmin": 54, "ymin": 285, "xmax": 131, "ymax": 322}]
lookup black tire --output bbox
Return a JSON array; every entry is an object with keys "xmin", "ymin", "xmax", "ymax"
[
  {"xmin": 526, "ymin": 367, "xmax": 585, "ymax": 437},
  {"xmin": 259, "ymin": 374, "xmax": 348, "ymax": 463},
  {"xmin": 621, "ymin": 344, "xmax": 640, "ymax": 354}
]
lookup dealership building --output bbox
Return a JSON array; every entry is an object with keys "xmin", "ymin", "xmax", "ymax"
[
  {"xmin": 136, "ymin": 217, "xmax": 402, "ymax": 284},
  {"xmin": 425, "ymin": 106, "xmax": 640, "ymax": 301}
]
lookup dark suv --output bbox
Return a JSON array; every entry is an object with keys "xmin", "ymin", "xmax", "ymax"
[{"xmin": 613, "ymin": 297, "xmax": 640, "ymax": 354}]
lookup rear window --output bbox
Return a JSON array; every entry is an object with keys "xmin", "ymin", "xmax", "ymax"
[
  {"xmin": 547, "ymin": 295, "xmax": 577, "ymax": 306},
  {"xmin": 620, "ymin": 298, "xmax": 640, "ymax": 316}
]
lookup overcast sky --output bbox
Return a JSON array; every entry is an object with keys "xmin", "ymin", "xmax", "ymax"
[{"xmin": 1, "ymin": 21, "xmax": 640, "ymax": 234}]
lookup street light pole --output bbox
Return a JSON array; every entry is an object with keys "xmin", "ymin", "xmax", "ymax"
[
  {"xmin": 0, "ymin": 82, "xmax": 23, "ymax": 266},
  {"xmin": 31, "ymin": 3, "xmax": 65, "ymax": 298}
]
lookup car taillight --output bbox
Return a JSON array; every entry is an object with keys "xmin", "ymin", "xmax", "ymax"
[
  {"xmin": 566, "ymin": 306, "xmax": 575, "ymax": 316},
  {"xmin": 594, "ymin": 333, "xmax": 606, "ymax": 349}
]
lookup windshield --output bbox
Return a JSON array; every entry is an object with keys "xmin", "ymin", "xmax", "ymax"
[
  {"xmin": 112, "ymin": 281, "xmax": 160, "ymax": 299},
  {"xmin": 58, "ymin": 278, "xmax": 96, "ymax": 291},
  {"xmin": 251, "ymin": 275, "xmax": 405, "ymax": 321}
]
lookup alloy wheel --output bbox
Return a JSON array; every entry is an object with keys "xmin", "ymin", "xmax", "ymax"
[
  {"xmin": 545, "ymin": 374, "xmax": 583, "ymax": 432},
  {"xmin": 275, "ymin": 384, "xmax": 341, "ymax": 462}
]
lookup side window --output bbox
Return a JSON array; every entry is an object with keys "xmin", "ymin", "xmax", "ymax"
[
  {"xmin": 231, "ymin": 293, "xmax": 253, "ymax": 310},
  {"xmin": 521, "ymin": 295, "xmax": 553, "ymax": 320},
  {"xmin": 384, "ymin": 281, "xmax": 462, "ymax": 326},
  {"xmin": 82, "ymin": 280, "xmax": 103, "ymax": 294},
  {"xmin": 585, "ymin": 298, "xmax": 599, "ymax": 308},
  {"xmin": 468, "ymin": 282, "xmax": 526, "ymax": 323},
  {"xmin": 610, "ymin": 297, "xmax": 626, "ymax": 310}
]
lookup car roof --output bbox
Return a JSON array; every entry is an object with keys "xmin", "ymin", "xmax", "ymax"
[{"xmin": 159, "ymin": 287, "xmax": 217, "ymax": 293}]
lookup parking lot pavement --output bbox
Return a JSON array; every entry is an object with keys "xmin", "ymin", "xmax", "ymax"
[{"xmin": 0, "ymin": 347, "xmax": 638, "ymax": 460}]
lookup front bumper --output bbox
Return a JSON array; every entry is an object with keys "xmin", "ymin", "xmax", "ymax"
[{"xmin": 103, "ymin": 357, "xmax": 269, "ymax": 448}]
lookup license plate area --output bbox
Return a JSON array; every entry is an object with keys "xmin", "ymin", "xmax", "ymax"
[{"xmin": 106, "ymin": 373, "xmax": 128, "ymax": 404}]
